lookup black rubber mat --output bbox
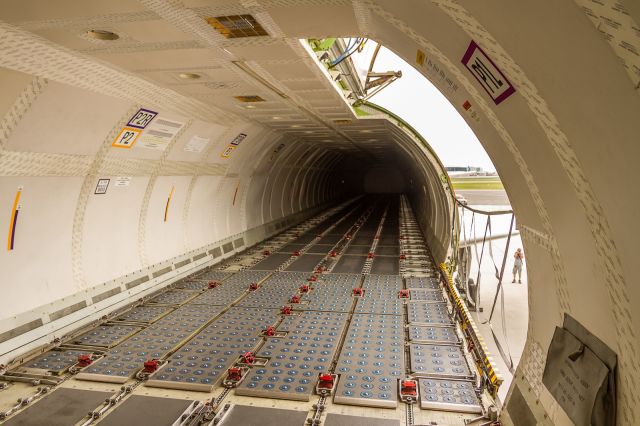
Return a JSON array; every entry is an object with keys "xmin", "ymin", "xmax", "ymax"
[
  {"xmin": 318, "ymin": 234, "xmax": 343, "ymax": 245},
  {"xmin": 345, "ymin": 245, "xmax": 371, "ymax": 255},
  {"xmin": 371, "ymin": 256, "xmax": 399, "ymax": 274},
  {"xmin": 219, "ymin": 405, "xmax": 308, "ymax": 426},
  {"xmin": 306, "ymin": 244, "xmax": 334, "ymax": 254},
  {"xmin": 324, "ymin": 413, "xmax": 400, "ymax": 426},
  {"xmin": 277, "ymin": 243, "xmax": 306, "ymax": 253},
  {"xmin": 285, "ymin": 254, "xmax": 325, "ymax": 272},
  {"xmin": 98, "ymin": 395, "xmax": 193, "ymax": 426},
  {"xmin": 333, "ymin": 255, "xmax": 367, "ymax": 273},
  {"xmin": 2, "ymin": 388, "xmax": 111, "ymax": 426},
  {"xmin": 250, "ymin": 253, "xmax": 291, "ymax": 270},
  {"xmin": 378, "ymin": 237, "xmax": 398, "ymax": 245},
  {"xmin": 352, "ymin": 235, "xmax": 373, "ymax": 245},
  {"xmin": 376, "ymin": 245, "xmax": 399, "ymax": 256},
  {"xmin": 291, "ymin": 234, "xmax": 317, "ymax": 244}
]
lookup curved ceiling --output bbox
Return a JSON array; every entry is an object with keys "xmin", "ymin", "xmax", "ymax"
[{"xmin": 0, "ymin": 1, "xmax": 638, "ymax": 424}]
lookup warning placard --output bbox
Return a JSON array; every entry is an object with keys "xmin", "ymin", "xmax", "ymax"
[{"xmin": 461, "ymin": 40, "xmax": 515, "ymax": 105}]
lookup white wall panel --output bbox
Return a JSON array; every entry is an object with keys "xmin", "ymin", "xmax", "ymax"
[
  {"xmin": 143, "ymin": 175, "xmax": 192, "ymax": 264},
  {"xmin": 0, "ymin": 177, "xmax": 82, "ymax": 318},
  {"xmin": 185, "ymin": 175, "xmax": 223, "ymax": 249},
  {"xmin": 6, "ymin": 82, "xmax": 131, "ymax": 156},
  {"xmin": 82, "ymin": 175, "xmax": 148, "ymax": 286}
]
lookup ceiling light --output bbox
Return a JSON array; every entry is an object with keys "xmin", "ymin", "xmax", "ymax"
[
  {"xmin": 272, "ymin": 116, "xmax": 282, "ymax": 120},
  {"xmin": 234, "ymin": 95, "xmax": 265, "ymax": 102},
  {"xmin": 178, "ymin": 72, "xmax": 201, "ymax": 80},
  {"xmin": 86, "ymin": 29, "xmax": 119, "ymax": 40},
  {"xmin": 291, "ymin": 124, "xmax": 301, "ymax": 128},
  {"xmin": 304, "ymin": 131, "xmax": 314, "ymax": 134},
  {"xmin": 245, "ymin": 105, "xmax": 257, "ymax": 109},
  {"xmin": 359, "ymin": 129, "xmax": 372, "ymax": 133}
]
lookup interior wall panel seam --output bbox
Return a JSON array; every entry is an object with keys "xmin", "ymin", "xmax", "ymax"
[
  {"xmin": 70, "ymin": 103, "xmax": 141, "ymax": 289},
  {"xmin": 0, "ymin": 76, "xmax": 47, "ymax": 151}
]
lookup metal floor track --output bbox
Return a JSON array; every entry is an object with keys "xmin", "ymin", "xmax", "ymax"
[{"xmin": 0, "ymin": 196, "xmax": 494, "ymax": 426}]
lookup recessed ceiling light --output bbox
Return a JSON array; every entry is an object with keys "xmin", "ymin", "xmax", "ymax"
[
  {"xmin": 272, "ymin": 116, "xmax": 282, "ymax": 120},
  {"xmin": 245, "ymin": 105, "xmax": 257, "ymax": 109},
  {"xmin": 304, "ymin": 131, "xmax": 314, "ymax": 134},
  {"xmin": 359, "ymin": 129, "xmax": 372, "ymax": 133},
  {"xmin": 291, "ymin": 124, "xmax": 301, "ymax": 128},
  {"xmin": 86, "ymin": 29, "xmax": 119, "ymax": 40},
  {"xmin": 178, "ymin": 72, "xmax": 201, "ymax": 80},
  {"xmin": 234, "ymin": 95, "xmax": 265, "ymax": 102}
]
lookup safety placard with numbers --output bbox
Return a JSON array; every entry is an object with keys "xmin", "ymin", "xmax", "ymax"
[
  {"xmin": 111, "ymin": 127, "xmax": 142, "ymax": 148},
  {"xmin": 127, "ymin": 108, "xmax": 157, "ymax": 129}
]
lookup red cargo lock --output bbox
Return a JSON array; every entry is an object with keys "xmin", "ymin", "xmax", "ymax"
[
  {"xmin": 77, "ymin": 354, "xmax": 93, "ymax": 367},
  {"xmin": 352, "ymin": 288, "xmax": 364, "ymax": 296},
  {"xmin": 367, "ymin": 252, "xmax": 375, "ymax": 259},
  {"xmin": 399, "ymin": 253, "xmax": 406, "ymax": 260},
  {"xmin": 208, "ymin": 281, "xmax": 220, "ymax": 289},
  {"xmin": 318, "ymin": 374, "xmax": 334, "ymax": 389},
  {"xmin": 299, "ymin": 284, "xmax": 310, "ymax": 293},
  {"xmin": 249, "ymin": 282, "xmax": 259, "ymax": 291},
  {"xmin": 293, "ymin": 250, "xmax": 301, "ymax": 256},
  {"xmin": 263, "ymin": 250, "xmax": 271, "ymax": 256},
  {"xmin": 241, "ymin": 352, "xmax": 255, "ymax": 365},
  {"xmin": 290, "ymin": 295, "xmax": 300, "ymax": 304},
  {"xmin": 143, "ymin": 359, "xmax": 159, "ymax": 373},
  {"xmin": 227, "ymin": 367, "xmax": 243, "ymax": 382},
  {"xmin": 400, "ymin": 380, "xmax": 417, "ymax": 396},
  {"xmin": 281, "ymin": 305, "xmax": 292, "ymax": 315},
  {"xmin": 330, "ymin": 251, "xmax": 337, "ymax": 257},
  {"xmin": 263, "ymin": 326, "xmax": 276, "ymax": 336},
  {"xmin": 308, "ymin": 275, "xmax": 317, "ymax": 282},
  {"xmin": 399, "ymin": 289, "xmax": 410, "ymax": 299}
]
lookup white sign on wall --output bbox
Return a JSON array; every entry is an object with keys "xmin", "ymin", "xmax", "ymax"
[
  {"xmin": 114, "ymin": 177, "xmax": 131, "ymax": 187},
  {"xmin": 137, "ymin": 118, "xmax": 185, "ymax": 150},
  {"xmin": 184, "ymin": 135, "xmax": 210, "ymax": 153}
]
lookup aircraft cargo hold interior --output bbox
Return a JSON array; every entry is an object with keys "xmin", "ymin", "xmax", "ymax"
[{"xmin": 0, "ymin": 1, "xmax": 638, "ymax": 425}]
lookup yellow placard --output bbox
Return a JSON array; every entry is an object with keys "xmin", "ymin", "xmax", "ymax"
[
  {"xmin": 220, "ymin": 145, "xmax": 235, "ymax": 158},
  {"xmin": 112, "ymin": 127, "xmax": 141, "ymax": 149},
  {"xmin": 416, "ymin": 49, "xmax": 426, "ymax": 66}
]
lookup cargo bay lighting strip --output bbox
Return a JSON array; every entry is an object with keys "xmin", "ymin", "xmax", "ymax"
[{"xmin": 7, "ymin": 188, "xmax": 21, "ymax": 251}]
